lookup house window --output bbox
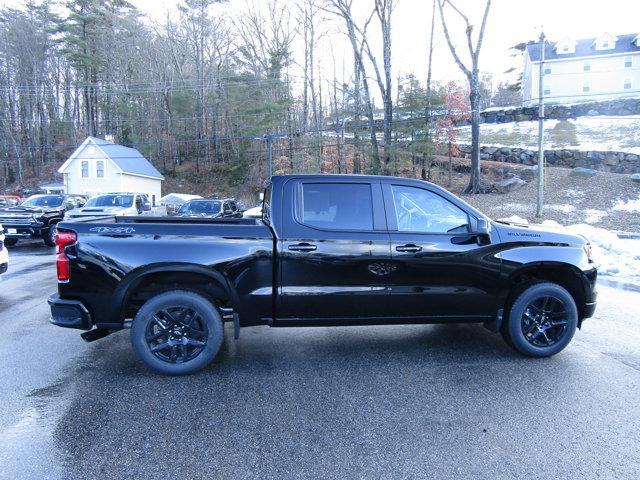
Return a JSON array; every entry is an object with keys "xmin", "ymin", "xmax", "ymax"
[
  {"xmin": 624, "ymin": 79, "xmax": 632, "ymax": 90},
  {"xmin": 583, "ymin": 83, "xmax": 590, "ymax": 93},
  {"xmin": 544, "ymin": 66, "xmax": 551, "ymax": 75},
  {"xmin": 583, "ymin": 61, "xmax": 590, "ymax": 72},
  {"xmin": 562, "ymin": 45, "xmax": 569, "ymax": 53},
  {"xmin": 543, "ymin": 86, "xmax": 551, "ymax": 96},
  {"xmin": 625, "ymin": 56, "xmax": 632, "ymax": 68},
  {"xmin": 602, "ymin": 41, "xmax": 609, "ymax": 49},
  {"xmin": 81, "ymin": 161, "xmax": 89, "ymax": 178},
  {"xmin": 96, "ymin": 160, "xmax": 105, "ymax": 178}
]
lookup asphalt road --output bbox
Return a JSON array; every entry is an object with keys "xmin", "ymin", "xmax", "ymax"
[{"xmin": 1, "ymin": 242, "xmax": 639, "ymax": 480}]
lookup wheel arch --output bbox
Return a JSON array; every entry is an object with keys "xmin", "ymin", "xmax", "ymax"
[
  {"xmin": 505, "ymin": 261, "xmax": 587, "ymax": 321},
  {"xmin": 113, "ymin": 263, "xmax": 241, "ymax": 324}
]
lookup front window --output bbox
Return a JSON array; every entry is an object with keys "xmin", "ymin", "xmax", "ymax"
[
  {"xmin": 543, "ymin": 66, "xmax": 551, "ymax": 75},
  {"xmin": 624, "ymin": 79, "xmax": 632, "ymax": 90},
  {"xmin": 299, "ymin": 183, "xmax": 373, "ymax": 231},
  {"xmin": 81, "ymin": 161, "xmax": 89, "ymax": 178},
  {"xmin": 96, "ymin": 160, "xmax": 104, "ymax": 178},
  {"xmin": 624, "ymin": 56, "xmax": 632, "ymax": 68},
  {"xmin": 22, "ymin": 195, "xmax": 64, "ymax": 208},
  {"xmin": 85, "ymin": 194, "xmax": 134, "ymax": 208},
  {"xmin": 179, "ymin": 201, "xmax": 222, "ymax": 215},
  {"xmin": 583, "ymin": 61, "xmax": 590, "ymax": 72},
  {"xmin": 390, "ymin": 185, "xmax": 469, "ymax": 233},
  {"xmin": 583, "ymin": 83, "xmax": 590, "ymax": 93},
  {"xmin": 543, "ymin": 86, "xmax": 551, "ymax": 96}
]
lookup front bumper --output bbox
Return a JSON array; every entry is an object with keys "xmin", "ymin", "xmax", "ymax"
[
  {"xmin": 48, "ymin": 294, "xmax": 92, "ymax": 330},
  {"xmin": 2, "ymin": 223, "xmax": 46, "ymax": 238}
]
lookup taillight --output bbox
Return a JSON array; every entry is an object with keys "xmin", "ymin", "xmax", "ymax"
[{"xmin": 56, "ymin": 230, "xmax": 77, "ymax": 282}]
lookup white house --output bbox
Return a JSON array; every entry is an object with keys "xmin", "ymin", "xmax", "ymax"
[
  {"xmin": 523, "ymin": 33, "xmax": 640, "ymax": 106},
  {"xmin": 58, "ymin": 136, "xmax": 164, "ymax": 205}
]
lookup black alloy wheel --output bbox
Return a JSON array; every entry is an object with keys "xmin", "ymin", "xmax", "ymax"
[
  {"xmin": 131, "ymin": 290, "xmax": 224, "ymax": 375},
  {"xmin": 503, "ymin": 282, "xmax": 578, "ymax": 358},
  {"xmin": 145, "ymin": 307, "xmax": 209, "ymax": 364},
  {"xmin": 521, "ymin": 295, "xmax": 569, "ymax": 348}
]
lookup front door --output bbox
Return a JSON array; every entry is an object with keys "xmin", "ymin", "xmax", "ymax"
[
  {"xmin": 382, "ymin": 182, "xmax": 501, "ymax": 321},
  {"xmin": 277, "ymin": 179, "xmax": 392, "ymax": 323}
]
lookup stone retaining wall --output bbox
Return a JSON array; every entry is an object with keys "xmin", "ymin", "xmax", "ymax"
[
  {"xmin": 454, "ymin": 98, "xmax": 640, "ymax": 126},
  {"xmin": 456, "ymin": 144, "xmax": 640, "ymax": 174}
]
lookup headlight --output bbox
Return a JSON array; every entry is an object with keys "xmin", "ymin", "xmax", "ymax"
[{"xmin": 583, "ymin": 244, "xmax": 593, "ymax": 262}]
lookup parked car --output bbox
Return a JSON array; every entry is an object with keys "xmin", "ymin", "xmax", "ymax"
[
  {"xmin": 175, "ymin": 198, "xmax": 242, "ymax": 218},
  {"xmin": 0, "ymin": 194, "xmax": 80, "ymax": 247},
  {"xmin": 242, "ymin": 202, "xmax": 263, "ymax": 218},
  {"xmin": 0, "ymin": 224, "xmax": 8, "ymax": 275},
  {"xmin": 0, "ymin": 195, "xmax": 23, "ymax": 207},
  {"xmin": 65, "ymin": 193, "xmax": 151, "ymax": 219},
  {"xmin": 49, "ymin": 174, "xmax": 597, "ymax": 375},
  {"xmin": 159, "ymin": 193, "xmax": 202, "ymax": 215}
]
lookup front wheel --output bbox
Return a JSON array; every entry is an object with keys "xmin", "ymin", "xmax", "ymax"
[
  {"xmin": 3, "ymin": 238, "xmax": 18, "ymax": 247},
  {"xmin": 502, "ymin": 282, "xmax": 578, "ymax": 357},
  {"xmin": 44, "ymin": 224, "xmax": 58, "ymax": 247},
  {"xmin": 131, "ymin": 290, "xmax": 224, "ymax": 375}
]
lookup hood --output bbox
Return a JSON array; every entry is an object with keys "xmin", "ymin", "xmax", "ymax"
[
  {"xmin": 71, "ymin": 206, "xmax": 131, "ymax": 215},
  {"xmin": 493, "ymin": 220, "xmax": 588, "ymax": 246},
  {"xmin": 0, "ymin": 205, "xmax": 59, "ymax": 216}
]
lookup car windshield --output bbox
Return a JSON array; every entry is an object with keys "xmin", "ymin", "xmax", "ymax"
[
  {"xmin": 180, "ymin": 201, "xmax": 221, "ymax": 214},
  {"xmin": 21, "ymin": 195, "xmax": 64, "ymax": 208},
  {"xmin": 85, "ymin": 194, "xmax": 134, "ymax": 208}
]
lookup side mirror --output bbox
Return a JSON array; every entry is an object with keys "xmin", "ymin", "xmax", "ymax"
[{"xmin": 476, "ymin": 218, "xmax": 491, "ymax": 235}]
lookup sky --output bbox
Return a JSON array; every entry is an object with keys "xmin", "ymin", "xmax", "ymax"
[{"xmin": 2, "ymin": 0, "xmax": 639, "ymax": 90}]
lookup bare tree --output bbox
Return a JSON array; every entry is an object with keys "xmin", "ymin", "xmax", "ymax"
[{"xmin": 437, "ymin": 0, "xmax": 491, "ymax": 193}]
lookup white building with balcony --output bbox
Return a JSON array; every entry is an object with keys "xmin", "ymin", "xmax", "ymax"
[{"xmin": 523, "ymin": 33, "xmax": 640, "ymax": 106}]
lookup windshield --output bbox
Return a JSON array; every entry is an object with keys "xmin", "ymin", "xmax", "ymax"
[
  {"xmin": 179, "ymin": 201, "xmax": 221, "ymax": 215},
  {"xmin": 21, "ymin": 195, "xmax": 64, "ymax": 208},
  {"xmin": 85, "ymin": 194, "xmax": 134, "ymax": 208}
]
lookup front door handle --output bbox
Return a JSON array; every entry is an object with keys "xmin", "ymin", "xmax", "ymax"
[
  {"xmin": 395, "ymin": 244, "xmax": 422, "ymax": 253},
  {"xmin": 288, "ymin": 242, "xmax": 317, "ymax": 252}
]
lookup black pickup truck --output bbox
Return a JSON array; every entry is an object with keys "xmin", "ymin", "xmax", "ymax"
[
  {"xmin": 49, "ymin": 174, "xmax": 597, "ymax": 375},
  {"xmin": 0, "ymin": 194, "xmax": 85, "ymax": 246}
]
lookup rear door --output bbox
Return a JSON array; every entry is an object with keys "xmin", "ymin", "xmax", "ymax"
[
  {"xmin": 277, "ymin": 178, "xmax": 392, "ymax": 323},
  {"xmin": 382, "ymin": 181, "xmax": 501, "ymax": 321}
]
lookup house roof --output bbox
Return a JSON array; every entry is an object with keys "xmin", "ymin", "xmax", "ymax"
[
  {"xmin": 527, "ymin": 33, "xmax": 640, "ymax": 61},
  {"xmin": 40, "ymin": 181, "xmax": 64, "ymax": 188},
  {"xmin": 58, "ymin": 137, "xmax": 164, "ymax": 180}
]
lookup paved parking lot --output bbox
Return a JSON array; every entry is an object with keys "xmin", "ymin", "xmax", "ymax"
[{"xmin": 1, "ymin": 242, "xmax": 639, "ymax": 479}]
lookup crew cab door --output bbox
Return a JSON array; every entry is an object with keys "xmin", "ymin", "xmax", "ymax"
[
  {"xmin": 381, "ymin": 181, "xmax": 501, "ymax": 321},
  {"xmin": 277, "ymin": 178, "xmax": 391, "ymax": 323}
]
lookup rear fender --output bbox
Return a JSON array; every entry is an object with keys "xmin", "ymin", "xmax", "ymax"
[{"xmin": 113, "ymin": 263, "xmax": 242, "ymax": 324}]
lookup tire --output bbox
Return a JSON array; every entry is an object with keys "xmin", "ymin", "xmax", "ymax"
[
  {"xmin": 3, "ymin": 238, "xmax": 18, "ymax": 247},
  {"xmin": 131, "ymin": 290, "xmax": 224, "ymax": 375},
  {"xmin": 503, "ymin": 282, "xmax": 578, "ymax": 358},
  {"xmin": 44, "ymin": 224, "xmax": 58, "ymax": 247}
]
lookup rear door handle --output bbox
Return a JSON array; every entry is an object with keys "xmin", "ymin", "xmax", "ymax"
[
  {"xmin": 395, "ymin": 244, "xmax": 422, "ymax": 253},
  {"xmin": 288, "ymin": 242, "xmax": 317, "ymax": 252}
]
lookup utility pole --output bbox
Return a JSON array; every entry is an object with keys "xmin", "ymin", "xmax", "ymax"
[
  {"xmin": 254, "ymin": 133, "xmax": 288, "ymax": 180},
  {"xmin": 536, "ymin": 31, "xmax": 546, "ymax": 218}
]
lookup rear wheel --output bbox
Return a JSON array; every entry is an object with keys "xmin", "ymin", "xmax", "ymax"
[
  {"xmin": 503, "ymin": 282, "xmax": 578, "ymax": 357},
  {"xmin": 131, "ymin": 290, "xmax": 224, "ymax": 375}
]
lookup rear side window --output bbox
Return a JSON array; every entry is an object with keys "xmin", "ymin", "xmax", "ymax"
[{"xmin": 300, "ymin": 183, "xmax": 373, "ymax": 231}]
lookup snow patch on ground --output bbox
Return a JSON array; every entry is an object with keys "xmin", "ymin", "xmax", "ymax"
[
  {"xmin": 540, "ymin": 221, "xmax": 640, "ymax": 284},
  {"xmin": 583, "ymin": 209, "xmax": 608, "ymax": 224},
  {"xmin": 547, "ymin": 204, "xmax": 575, "ymax": 214},
  {"xmin": 612, "ymin": 196, "xmax": 640, "ymax": 213}
]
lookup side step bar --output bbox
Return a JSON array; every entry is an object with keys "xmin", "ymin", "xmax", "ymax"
[{"xmin": 80, "ymin": 328, "xmax": 112, "ymax": 343}]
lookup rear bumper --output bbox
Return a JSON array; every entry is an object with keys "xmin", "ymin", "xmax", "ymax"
[
  {"xmin": 48, "ymin": 294, "xmax": 92, "ymax": 330},
  {"xmin": 2, "ymin": 224, "xmax": 46, "ymax": 238}
]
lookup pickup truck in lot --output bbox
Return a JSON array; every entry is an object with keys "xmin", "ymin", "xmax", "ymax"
[{"xmin": 49, "ymin": 174, "xmax": 597, "ymax": 375}]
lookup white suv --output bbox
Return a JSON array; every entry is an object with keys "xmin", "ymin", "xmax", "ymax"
[{"xmin": 66, "ymin": 193, "xmax": 152, "ymax": 219}]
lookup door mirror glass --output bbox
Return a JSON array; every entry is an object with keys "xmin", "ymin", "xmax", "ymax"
[{"xmin": 390, "ymin": 185, "xmax": 469, "ymax": 233}]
